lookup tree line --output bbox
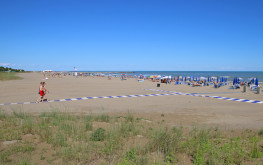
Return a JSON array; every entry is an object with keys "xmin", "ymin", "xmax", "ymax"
[{"xmin": 0, "ymin": 66, "xmax": 25, "ymax": 72}]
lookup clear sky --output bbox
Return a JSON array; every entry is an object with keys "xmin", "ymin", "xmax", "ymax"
[{"xmin": 1, "ymin": 0, "xmax": 263, "ymax": 71}]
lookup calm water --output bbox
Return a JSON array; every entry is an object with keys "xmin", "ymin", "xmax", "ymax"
[{"xmin": 78, "ymin": 71, "xmax": 263, "ymax": 82}]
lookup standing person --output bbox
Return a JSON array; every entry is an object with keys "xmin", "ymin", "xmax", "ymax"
[{"xmin": 37, "ymin": 82, "xmax": 48, "ymax": 102}]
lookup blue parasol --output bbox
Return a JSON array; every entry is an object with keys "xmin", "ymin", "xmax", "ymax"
[{"xmin": 255, "ymin": 78, "xmax": 259, "ymax": 86}]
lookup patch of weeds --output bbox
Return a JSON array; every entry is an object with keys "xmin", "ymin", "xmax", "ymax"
[
  {"xmin": 95, "ymin": 114, "xmax": 110, "ymax": 122},
  {"xmin": 165, "ymin": 152, "xmax": 177, "ymax": 164},
  {"xmin": 3, "ymin": 129, "xmax": 22, "ymax": 141},
  {"xmin": 85, "ymin": 121, "xmax": 93, "ymax": 131},
  {"xmin": 0, "ymin": 109, "xmax": 6, "ymax": 120},
  {"xmin": 40, "ymin": 154, "xmax": 45, "ymax": 160},
  {"xmin": 20, "ymin": 159, "xmax": 32, "ymax": 165},
  {"xmin": 125, "ymin": 148, "xmax": 136, "ymax": 162},
  {"xmin": 103, "ymin": 126, "xmax": 123, "ymax": 156},
  {"xmin": 13, "ymin": 111, "xmax": 29, "ymax": 119},
  {"xmin": 85, "ymin": 115, "xmax": 94, "ymax": 122},
  {"xmin": 2, "ymin": 111, "xmax": 263, "ymax": 164},
  {"xmin": 147, "ymin": 126, "xmax": 182, "ymax": 160},
  {"xmin": 136, "ymin": 155, "xmax": 148, "ymax": 165},
  {"xmin": 22, "ymin": 117, "xmax": 34, "ymax": 134},
  {"xmin": 90, "ymin": 128, "xmax": 106, "ymax": 141},
  {"xmin": 11, "ymin": 143, "xmax": 35, "ymax": 153},
  {"xmin": 120, "ymin": 122, "xmax": 138, "ymax": 137},
  {"xmin": 58, "ymin": 122, "xmax": 77, "ymax": 135},
  {"xmin": 62, "ymin": 147, "xmax": 76, "ymax": 161},
  {"xmin": 125, "ymin": 114, "xmax": 134, "ymax": 123},
  {"xmin": 53, "ymin": 132, "xmax": 67, "ymax": 147},
  {"xmin": 46, "ymin": 158, "xmax": 52, "ymax": 164},
  {"xmin": 118, "ymin": 158, "xmax": 135, "ymax": 165},
  {"xmin": 38, "ymin": 127, "xmax": 52, "ymax": 144},
  {"xmin": 0, "ymin": 72, "xmax": 22, "ymax": 81},
  {"xmin": 0, "ymin": 143, "xmax": 35, "ymax": 163},
  {"xmin": 250, "ymin": 137, "xmax": 262, "ymax": 158},
  {"xmin": 0, "ymin": 150, "xmax": 11, "ymax": 163}
]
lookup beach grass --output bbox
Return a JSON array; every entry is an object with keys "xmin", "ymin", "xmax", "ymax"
[
  {"xmin": 0, "ymin": 72, "xmax": 22, "ymax": 81},
  {"xmin": 0, "ymin": 110, "xmax": 263, "ymax": 164}
]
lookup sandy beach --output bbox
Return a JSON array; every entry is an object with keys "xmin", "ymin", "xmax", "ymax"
[{"xmin": 0, "ymin": 72, "xmax": 263, "ymax": 129}]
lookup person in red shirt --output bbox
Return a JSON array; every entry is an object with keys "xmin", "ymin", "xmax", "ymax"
[{"xmin": 37, "ymin": 82, "xmax": 48, "ymax": 102}]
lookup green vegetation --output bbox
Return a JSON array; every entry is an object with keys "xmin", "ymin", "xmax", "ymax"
[
  {"xmin": 90, "ymin": 128, "xmax": 106, "ymax": 141},
  {"xmin": 0, "ymin": 110, "xmax": 263, "ymax": 164},
  {"xmin": 0, "ymin": 72, "xmax": 22, "ymax": 81},
  {"xmin": 0, "ymin": 66, "xmax": 24, "ymax": 72}
]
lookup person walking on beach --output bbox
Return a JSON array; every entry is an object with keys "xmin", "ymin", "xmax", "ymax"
[{"xmin": 37, "ymin": 82, "xmax": 48, "ymax": 102}]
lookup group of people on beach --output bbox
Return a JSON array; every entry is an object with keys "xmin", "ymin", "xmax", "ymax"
[{"xmin": 37, "ymin": 82, "xmax": 48, "ymax": 102}]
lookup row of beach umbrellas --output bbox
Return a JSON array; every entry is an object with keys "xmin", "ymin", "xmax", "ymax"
[{"xmin": 137, "ymin": 74, "xmax": 260, "ymax": 86}]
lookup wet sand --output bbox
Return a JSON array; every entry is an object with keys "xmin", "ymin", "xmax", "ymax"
[{"xmin": 0, "ymin": 72, "xmax": 263, "ymax": 129}]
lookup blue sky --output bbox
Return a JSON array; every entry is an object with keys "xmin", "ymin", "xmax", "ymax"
[{"xmin": 1, "ymin": 0, "xmax": 263, "ymax": 71}]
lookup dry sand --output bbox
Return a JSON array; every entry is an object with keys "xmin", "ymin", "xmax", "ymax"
[{"xmin": 0, "ymin": 72, "xmax": 263, "ymax": 129}]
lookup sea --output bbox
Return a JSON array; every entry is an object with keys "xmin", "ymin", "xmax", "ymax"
[{"xmin": 78, "ymin": 71, "xmax": 263, "ymax": 82}]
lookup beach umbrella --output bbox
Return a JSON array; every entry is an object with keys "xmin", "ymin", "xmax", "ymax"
[
  {"xmin": 255, "ymin": 78, "xmax": 259, "ymax": 86},
  {"xmin": 217, "ymin": 77, "xmax": 219, "ymax": 83},
  {"xmin": 252, "ymin": 78, "xmax": 255, "ymax": 84},
  {"xmin": 233, "ymin": 77, "xmax": 236, "ymax": 85}
]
